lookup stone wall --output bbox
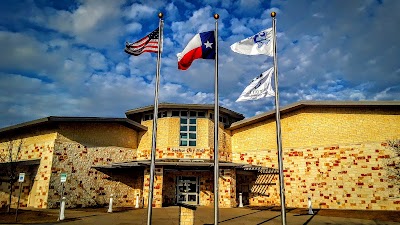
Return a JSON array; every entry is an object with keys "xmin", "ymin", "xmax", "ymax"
[
  {"xmin": 137, "ymin": 117, "xmax": 231, "ymax": 161},
  {"xmin": 236, "ymin": 171, "xmax": 280, "ymax": 206},
  {"xmin": 233, "ymin": 142, "xmax": 400, "ymax": 210},
  {"xmin": 46, "ymin": 123, "xmax": 141, "ymax": 208},
  {"xmin": 219, "ymin": 168, "xmax": 236, "ymax": 207},
  {"xmin": 143, "ymin": 167, "xmax": 163, "ymax": 208},
  {"xmin": 230, "ymin": 106, "xmax": 400, "ymax": 210},
  {"xmin": 0, "ymin": 131, "xmax": 56, "ymax": 208},
  {"xmin": 231, "ymin": 107, "xmax": 400, "ymax": 152}
]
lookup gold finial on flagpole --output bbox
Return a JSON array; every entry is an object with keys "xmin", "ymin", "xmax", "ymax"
[
  {"xmin": 214, "ymin": 14, "xmax": 219, "ymax": 19},
  {"xmin": 158, "ymin": 12, "xmax": 163, "ymax": 18},
  {"xmin": 271, "ymin": 12, "xmax": 276, "ymax": 17}
]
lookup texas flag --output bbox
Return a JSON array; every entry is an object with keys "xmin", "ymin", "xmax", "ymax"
[{"xmin": 177, "ymin": 31, "xmax": 215, "ymax": 70}]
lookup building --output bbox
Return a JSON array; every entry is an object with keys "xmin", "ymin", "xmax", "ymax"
[{"xmin": 0, "ymin": 101, "xmax": 399, "ymax": 210}]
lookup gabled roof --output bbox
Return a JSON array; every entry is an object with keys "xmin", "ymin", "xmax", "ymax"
[
  {"xmin": 125, "ymin": 103, "xmax": 244, "ymax": 119},
  {"xmin": 228, "ymin": 100, "xmax": 400, "ymax": 130},
  {"xmin": 0, "ymin": 116, "xmax": 147, "ymax": 135}
]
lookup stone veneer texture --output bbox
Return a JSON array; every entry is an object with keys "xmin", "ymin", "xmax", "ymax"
[
  {"xmin": 137, "ymin": 118, "xmax": 231, "ymax": 156},
  {"xmin": 143, "ymin": 167, "xmax": 163, "ymax": 208},
  {"xmin": 47, "ymin": 135, "xmax": 140, "ymax": 208},
  {"xmin": 179, "ymin": 206, "xmax": 195, "ymax": 225},
  {"xmin": 232, "ymin": 142, "xmax": 400, "ymax": 210},
  {"xmin": 0, "ymin": 132, "xmax": 56, "ymax": 208}
]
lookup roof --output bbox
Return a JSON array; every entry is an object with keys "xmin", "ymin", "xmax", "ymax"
[
  {"xmin": 229, "ymin": 100, "xmax": 400, "ymax": 130},
  {"xmin": 125, "ymin": 103, "xmax": 244, "ymax": 119},
  {"xmin": 93, "ymin": 158, "xmax": 279, "ymax": 174},
  {"xmin": 0, "ymin": 116, "xmax": 147, "ymax": 135}
]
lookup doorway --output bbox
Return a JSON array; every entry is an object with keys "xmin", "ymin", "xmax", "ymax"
[{"xmin": 176, "ymin": 176, "xmax": 199, "ymax": 205}]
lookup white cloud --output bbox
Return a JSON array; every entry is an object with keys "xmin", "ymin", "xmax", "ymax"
[
  {"xmin": 1, "ymin": 0, "xmax": 399, "ymax": 128},
  {"xmin": 31, "ymin": 0, "xmax": 125, "ymax": 47},
  {"xmin": 124, "ymin": 3, "xmax": 157, "ymax": 20},
  {"xmin": 126, "ymin": 22, "xmax": 142, "ymax": 33},
  {"xmin": 88, "ymin": 52, "xmax": 108, "ymax": 71},
  {"xmin": 115, "ymin": 63, "xmax": 129, "ymax": 75}
]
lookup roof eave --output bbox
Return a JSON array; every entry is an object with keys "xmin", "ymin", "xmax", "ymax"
[
  {"xmin": 228, "ymin": 100, "xmax": 400, "ymax": 130},
  {"xmin": 0, "ymin": 117, "xmax": 147, "ymax": 135},
  {"xmin": 125, "ymin": 103, "xmax": 244, "ymax": 119}
]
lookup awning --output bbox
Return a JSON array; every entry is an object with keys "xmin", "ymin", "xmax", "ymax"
[
  {"xmin": 93, "ymin": 158, "xmax": 278, "ymax": 174},
  {"xmin": 0, "ymin": 159, "xmax": 41, "ymax": 180},
  {"xmin": 0, "ymin": 158, "xmax": 41, "ymax": 168}
]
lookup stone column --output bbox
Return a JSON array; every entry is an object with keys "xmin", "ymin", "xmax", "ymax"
[
  {"xmin": 143, "ymin": 166, "xmax": 163, "ymax": 208},
  {"xmin": 218, "ymin": 168, "xmax": 237, "ymax": 207}
]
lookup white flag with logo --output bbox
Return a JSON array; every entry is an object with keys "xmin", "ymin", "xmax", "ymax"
[
  {"xmin": 230, "ymin": 28, "xmax": 274, "ymax": 56},
  {"xmin": 236, "ymin": 67, "xmax": 275, "ymax": 102}
]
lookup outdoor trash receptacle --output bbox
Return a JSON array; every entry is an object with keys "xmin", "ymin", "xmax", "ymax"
[{"xmin": 177, "ymin": 203, "xmax": 197, "ymax": 225}]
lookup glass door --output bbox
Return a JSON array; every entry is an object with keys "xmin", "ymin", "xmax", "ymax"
[{"xmin": 176, "ymin": 176, "xmax": 199, "ymax": 205}]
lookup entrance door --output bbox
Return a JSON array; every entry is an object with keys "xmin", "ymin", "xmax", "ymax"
[{"xmin": 176, "ymin": 176, "xmax": 199, "ymax": 205}]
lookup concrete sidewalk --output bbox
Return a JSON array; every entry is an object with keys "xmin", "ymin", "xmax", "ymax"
[
  {"xmin": 0, "ymin": 206, "xmax": 400, "ymax": 225},
  {"xmin": 50, "ymin": 207, "xmax": 400, "ymax": 225}
]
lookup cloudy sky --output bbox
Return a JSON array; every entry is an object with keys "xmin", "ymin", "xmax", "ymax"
[{"xmin": 0, "ymin": 0, "xmax": 399, "ymax": 128}]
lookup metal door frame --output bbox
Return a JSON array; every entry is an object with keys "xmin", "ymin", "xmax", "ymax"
[{"xmin": 176, "ymin": 176, "xmax": 199, "ymax": 205}]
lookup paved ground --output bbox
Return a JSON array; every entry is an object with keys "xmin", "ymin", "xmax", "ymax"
[{"xmin": 5, "ymin": 206, "xmax": 398, "ymax": 225}]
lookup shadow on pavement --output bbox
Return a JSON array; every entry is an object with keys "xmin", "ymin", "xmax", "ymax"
[
  {"xmin": 203, "ymin": 207, "xmax": 275, "ymax": 225},
  {"xmin": 256, "ymin": 214, "xmax": 281, "ymax": 225},
  {"xmin": 301, "ymin": 209, "xmax": 320, "ymax": 225}
]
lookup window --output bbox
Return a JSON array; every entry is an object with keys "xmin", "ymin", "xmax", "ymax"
[
  {"xmin": 219, "ymin": 116, "xmax": 227, "ymax": 124},
  {"xmin": 158, "ymin": 111, "xmax": 167, "ymax": 118},
  {"xmin": 143, "ymin": 113, "xmax": 153, "ymax": 121},
  {"xmin": 172, "ymin": 111, "xmax": 180, "ymax": 117},
  {"xmin": 180, "ymin": 115, "xmax": 196, "ymax": 146},
  {"xmin": 197, "ymin": 112, "xmax": 206, "ymax": 118}
]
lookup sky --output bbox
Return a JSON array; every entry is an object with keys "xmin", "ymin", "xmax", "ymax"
[{"xmin": 0, "ymin": 0, "xmax": 399, "ymax": 128}]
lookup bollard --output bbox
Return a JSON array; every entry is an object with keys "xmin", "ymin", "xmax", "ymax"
[
  {"xmin": 238, "ymin": 193, "xmax": 243, "ymax": 207},
  {"xmin": 59, "ymin": 197, "xmax": 66, "ymax": 221},
  {"xmin": 135, "ymin": 194, "xmax": 139, "ymax": 208},
  {"xmin": 308, "ymin": 196, "xmax": 314, "ymax": 215},
  {"xmin": 108, "ymin": 194, "xmax": 113, "ymax": 213}
]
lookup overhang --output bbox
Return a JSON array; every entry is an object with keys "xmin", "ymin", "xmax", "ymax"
[
  {"xmin": 93, "ymin": 158, "xmax": 278, "ymax": 174},
  {"xmin": 0, "ymin": 116, "xmax": 147, "ymax": 135},
  {"xmin": 125, "ymin": 103, "xmax": 244, "ymax": 120},
  {"xmin": 0, "ymin": 158, "xmax": 41, "ymax": 168}
]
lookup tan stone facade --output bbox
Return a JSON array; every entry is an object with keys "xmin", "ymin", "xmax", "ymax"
[
  {"xmin": 1, "ymin": 102, "xmax": 399, "ymax": 211},
  {"xmin": 0, "ymin": 130, "xmax": 56, "ymax": 208},
  {"xmin": 230, "ymin": 105, "xmax": 400, "ymax": 210},
  {"xmin": 0, "ymin": 121, "xmax": 144, "ymax": 209}
]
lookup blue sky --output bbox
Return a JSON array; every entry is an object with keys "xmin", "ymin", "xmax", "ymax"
[{"xmin": 0, "ymin": 0, "xmax": 399, "ymax": 128}]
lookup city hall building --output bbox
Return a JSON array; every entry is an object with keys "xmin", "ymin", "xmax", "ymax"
[{"xmin": 0, "ymin": 101, "xmax": 399, "ymax": 211}]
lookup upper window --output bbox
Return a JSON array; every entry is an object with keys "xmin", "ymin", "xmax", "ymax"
[
  {"xmin": 143, "ymin": 113, "xmax": 153, "ymax": 121},
  {"xmin": 158, "ymin": 111, "xmax": 167, "ymax": 118},
  {"xmin": 180, "ymin": 115, "xmax": 197, "ymax": 147}
]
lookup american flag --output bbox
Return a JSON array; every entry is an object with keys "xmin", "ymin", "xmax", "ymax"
[{"xmin": 125, "ymin": 27, "xmax": 160, "ymax": 56}]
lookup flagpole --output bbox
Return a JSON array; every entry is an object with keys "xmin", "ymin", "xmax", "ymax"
[
  {"xmin": 146, "ymin": 12, "xmax": 163, "ymax": 225},
  {"xmin": 271, "ymin": 12, "xmax": 287, "ymax": 225},
  {"xmin": 213, "ymin": 13, "xmax": 220, "ymax": 225}
]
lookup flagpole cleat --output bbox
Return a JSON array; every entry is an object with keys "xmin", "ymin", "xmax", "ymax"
[
  {"xmin": 271, "ymin": 12, "xmax": 276, "ymax": 17},
  {"xmin": 214, "ymin": 14, "xmax": 219, "ymax": 20},
  {"xmin": 158, "ymin": 12, "xmax": 163, "ymax": 19}
]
